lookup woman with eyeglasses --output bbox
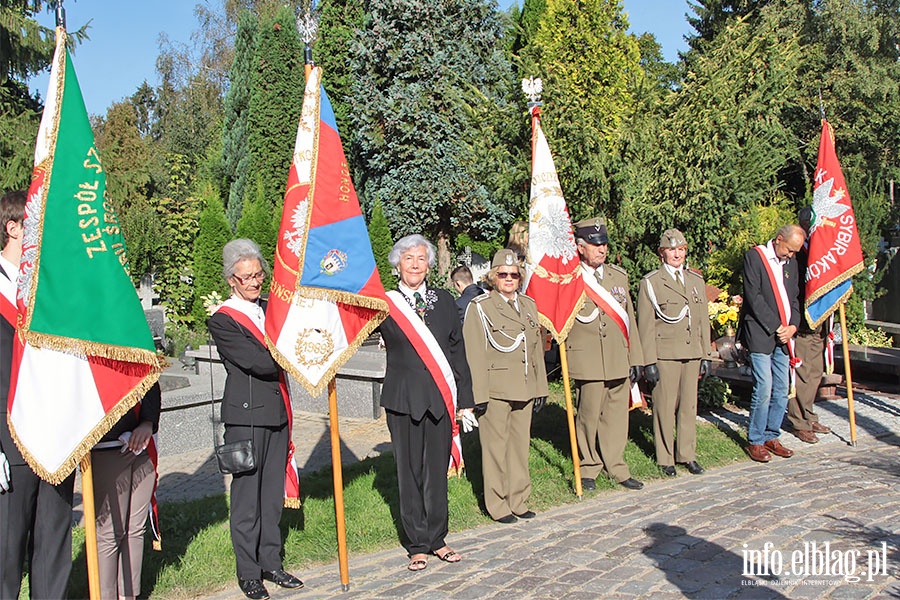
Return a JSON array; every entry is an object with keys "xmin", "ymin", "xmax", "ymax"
[
  {"xmin": 207, "ymin": 239, "xmax": 303, "ymax": 600},
  {"xmin": 462, "ymin": 249, "xmax": 548, "ymax": 523}
]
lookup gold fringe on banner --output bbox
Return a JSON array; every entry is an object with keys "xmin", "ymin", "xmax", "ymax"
[
  {"xmin": 24, "ymin": 331, "xmax": 160, "ymax": 365},
  {"xmin": 804, "ymin": 261, "xmax": 864, "ymax": 330},
  {"xmin": 284, "ymin": 497, "xmax": 302, "ymax": 509}
]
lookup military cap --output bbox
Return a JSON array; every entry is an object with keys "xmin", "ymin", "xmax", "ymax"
[
  {"xmin": 573, "ymin": 217, "xmax": 608, "ymax": 245},
  {"xmin": 659, "ymin": 228, "xmax": 687, "ymax": 249},
  {"xmin": 491, "ymin": 248, "xmax": 519, "ymax": 268}
]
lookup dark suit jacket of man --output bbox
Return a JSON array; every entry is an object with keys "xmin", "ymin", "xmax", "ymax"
[
  {"xmin": 380, "ymin": 288, "xmax": 475, "ymax": 421},
  {"xmin": 739, "ymin": 245, "xmax": 801, "ymax": 354},
  {"xmin": 455, "ymin": 283, "xmax": 486, "ymax": 322},
  {"xmin": 0, "ymin": 263, "xmax": 24, "ymax": 466},
  {"xmin": 207, "ymin": 301, "xmax": 288, "ymax": 428}
]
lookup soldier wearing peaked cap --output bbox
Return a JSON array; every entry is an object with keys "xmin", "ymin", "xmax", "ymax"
[
  {"xmin": 637, "ymin": 228, "xmax": 711, "ymax": 478},
  {"xmin": 565, "ymin": 217, "xmax": 646, "ymax": 491},
  {"xmin": 463, "ymin": 249, "xmax": 548, "ymax": 523}
]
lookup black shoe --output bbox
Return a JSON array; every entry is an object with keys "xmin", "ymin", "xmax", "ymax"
[
  {"xmin": 660, "ymin": 465, "xmax": 676, "ymax": 477},
  {"xmin": 580, "ymin": 477, "xmax": 596, "ymax": 491},
  {"xmin": 262, "ymin": 569, "xmax": 304, "ymax": 589},
  {"xmin": 681, "ymin": 460, "xmax": 705, "ymax": 475},
  {"xmin": 238, "ymin": 579, "xmax": 270, "ymax": 600},
  {"xmin": 514, "ymin": 510, "xmax": 536, "ymax": 519},
  {"xmin": 495, "ymin": 514, "xmax": 518, "ymax": 524},
  {"xmin": 619, "ymin": 477, "xmax": 644, "ymax": 490}
]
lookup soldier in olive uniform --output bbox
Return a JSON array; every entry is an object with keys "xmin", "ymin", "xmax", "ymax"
[
  {"xmin": 566, "ymin": 217, "xmax": 645, "ymax": 491},
  {"xmin": 463, "ymin": 249, "xmax": 548, "ymax": 523},
  {"xmin": 637, "ymin": 229, "xmax": 711, "ymax": 477}
]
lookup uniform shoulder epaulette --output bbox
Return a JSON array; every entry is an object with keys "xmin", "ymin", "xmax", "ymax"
[
  {"xmin": 471, "ymin": 294, "xmax": 491, "ymax": 304},
  {"xmin": 642, "ymin": 269, "xmax": 659, "ymax": 280},
  {"xmin": 518, "ymin": 292, "xmax": 536, "ymax": 303},
  {"xmin": 608, "ymin": 263, "xmax": 628, "ymax": 276},
  {"xmin": 686, "ymin": 267, "xmax": 704, "ymax": 280}
]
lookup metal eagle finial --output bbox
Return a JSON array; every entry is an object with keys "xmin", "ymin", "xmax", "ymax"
[
  {"xmin": 296, "ymin": 1, "xmax": 320, "ymax": 47},
  {"xmin": 522, "ymin": 77, "xmax": 543, "ymax": 104}
]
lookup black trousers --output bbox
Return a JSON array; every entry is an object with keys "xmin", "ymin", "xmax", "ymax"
[
  {"xmin": 225, "ymin": 423, "xmax": 288, "ymax": 580},
  {"xmin": 386, "ymin": 409, "xmax": 451, "ymax": 556},
  {"xmin": 0, "ymin": 467, "xmax": 75, "ymax": 599}
]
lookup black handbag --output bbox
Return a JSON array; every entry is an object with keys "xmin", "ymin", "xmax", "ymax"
[{"xmin": 210, "ymin": 345, "xmax": 255, "ymax": 475}]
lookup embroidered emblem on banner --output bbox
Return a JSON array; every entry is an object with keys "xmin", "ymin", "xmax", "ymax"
[
  {"xmin": 320, "ymin": 249, "xmax": 348, "ymax": 275},
  {"xmin": 294, "ymin": 328, "xmax": 334, "ymax": 367}
]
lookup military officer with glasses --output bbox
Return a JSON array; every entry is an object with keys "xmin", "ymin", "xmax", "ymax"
[
  {"xmin": 637, "ymin": 228, "xmax": 711, "ymax": 478},
  {"xmin": 463, "ymin": 249, "xmax": 548, "ymax": 523},
  {"xmin": 565, "ymin": 217, "xmax": 645, "ymax": 491}
]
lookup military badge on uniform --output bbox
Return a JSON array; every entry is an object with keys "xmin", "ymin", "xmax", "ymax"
[
  {"xmin": 692, "ymin": 286, "xmax": 700, "ymax": 303},
  {"xmin": 612, "ymin": 286, "xmax": 627, "ymax": 306},
  {"xmin": 320, "ymin": 249, "xmax": 348, "ymax": 275},
  {"xmin": 525, "ymin": 312, "xmax": 537, "ymax": 328}
]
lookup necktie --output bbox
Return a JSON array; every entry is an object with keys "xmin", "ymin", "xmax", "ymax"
[
  {"xmin": 676, "ymin": 270, "xmax": 685, "ymax": 292},
  {"xmin": 594, "ymin": 270, "xmax": 603, "ymax": 285},
  {"xmin": 508, "ymin": 298, "xmax": 519, "ymax": 315},
  {"xmin": 414, "ymin": 291, "xmax": 426, "ymax": 320}
]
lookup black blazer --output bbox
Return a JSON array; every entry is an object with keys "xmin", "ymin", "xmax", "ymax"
[
  {"xmin": 739, "ymin": 245, "xmax": 801, "ymax": 354},
  {"xmin": 0, "ymin": 263, "xmax": 24, "ymax": 465},
  {"xmin": 455, "ymin": 283, "xmax": 486, "ymax": 322},
  {"xmin": 207, "ymin": 302, "xmax": 288, "ymax": 428},
  {"xmin": 380, "ymin": 288, "xmax": 475, "ymax": 421}
]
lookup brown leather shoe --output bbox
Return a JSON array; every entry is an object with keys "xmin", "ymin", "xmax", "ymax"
[
  {"xmin": 764, "ymin": 439, "xmax": 794, "ymax": 458},
  {"xmin": 811, "ymin": 422, "xmax": 831, "ymax": 434},
  {"xmin": 747, "ymin": 444, "xmax": 772, "ymax": 462},
  {"xmin": 793, "ymin": 429, "xmax": 819, "ymax": 444}
]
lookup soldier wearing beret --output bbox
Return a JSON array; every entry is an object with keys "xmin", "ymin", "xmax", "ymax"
[
  {"xmin": 463, "ymin": 249, "xmax": 548, "ymax": 523},
  {"xmin": 565, "ymin": 217, "xmax": 645, "ymax": 491},
  {"xmin": 637, "ymin": 229, "xmax": 711, "ymax": 477}
]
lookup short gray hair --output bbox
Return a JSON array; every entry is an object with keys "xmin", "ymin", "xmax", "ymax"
[
  {"xmin": 222, "ymin": 238, "xmax": 269, "ymax": 279},
  {"xmin": 388, "ymin": 234, "xmax": 436, "ymax": 268}
]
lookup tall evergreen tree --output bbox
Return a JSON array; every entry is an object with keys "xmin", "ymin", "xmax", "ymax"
[
  {"xmin": 350, "ymin": 0, "xmax": 519, "ymax": 273},
  {"xmin": 222, "ymin": 10, "xmax": 258, "ymax": 229},
  {"xmin": 520, "ymin": 0, "xmax": 643, "ymax": 220},
  {"xmin": 246, "ymin": 5, "xmax": 305, "ymax": 213},
  {"xmin": 193, "ymin": 186, "xmax": 232, "ymax": 324},
  {"xmin": 236, "ymin": 176, "xmax": 277, "ymax": 270},
  {"xmin": 367, "ymin": 198, "xmax": 395, "ymax": 288}
]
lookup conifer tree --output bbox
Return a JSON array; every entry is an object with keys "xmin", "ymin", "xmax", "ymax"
[
  {"xmin": 222, "ymin": 10, "xmax": 258, "ymax": 229},
  {"xmin": 193, "ymin": 186, "xmax": 232, "ymax": 324},
  {"xmin": 246, "ymin": 5, "xmax": 305, "ymax": 213},
  {"xmin": 367, "ymin": 199, "xmax": 395, "ymax": 289},
  {"xmin": 236, "ymin": 176, "xmax": 277, "ymax": 271}
]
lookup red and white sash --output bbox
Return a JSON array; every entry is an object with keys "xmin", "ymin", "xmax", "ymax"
[
  {"xmin": 580, "ymin": 267, "xmax": 644, "ymax": 410},
  {"xmin": 215, "ymin": 300, "xmax": 301, "ymax": 508},
  {"xmin": 0, "ymin": 264, "xmax": 16, "ymax": 329},
  {"xmin": 753, "ymin": 246, "xmax": 801, "ymax": 394},
  {"xmin": 385, "ymin": 291, "xmax": 463, "ymax": 474}
]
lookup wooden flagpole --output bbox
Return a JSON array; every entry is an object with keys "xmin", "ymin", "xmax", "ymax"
[
  {"xmin": 558, "ymin": 345, "xmax": 583, "ymax": 498},
  {"xmin": 80, "ymin": 456, "xmax": 101, "ymax": 600},
  {"xmin": 838, "ymin": 304, "xmax": 858, "ymax": 446},
  {"xmin": 327, "ymin": 379, "xmax": 351, "ymax": 591}
]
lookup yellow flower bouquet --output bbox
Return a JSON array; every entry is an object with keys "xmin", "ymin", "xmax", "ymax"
[{"xmin": 708, "ymin": 291, "xmax": 742, "ymax": 338}]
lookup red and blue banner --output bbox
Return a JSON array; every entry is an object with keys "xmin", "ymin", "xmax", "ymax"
[
  {"xmin": 804, "ymin": 119, "xmax": 864, "ymax": 329},
  {"xmin": 266, "ymin": 67, "xmax": 388, "ymax": 395}
]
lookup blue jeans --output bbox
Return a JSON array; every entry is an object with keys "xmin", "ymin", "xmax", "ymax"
[{"xmin": 748, "ymin": 347, "xmax": 789, "ymax": 445}]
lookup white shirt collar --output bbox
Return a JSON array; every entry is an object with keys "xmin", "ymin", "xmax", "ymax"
[
  {"xmin": 662, "ymin": 262, "xmax": 683, "ymax": 280},
  {"xmin": 0, "ymin": 254, "xmax": 17, "ymax": 281},
  {"xmin": 763, "ymin": 240, "xmax": 787, "ymax": 266},
  {"xmin": 223, "ymin": 295, "xmax": 265, "ymax": 332},
  {"xmin": 582, "ymin": 263, "xmax": 604, "ymax": 280},
  {"xmin": 398, "ymin": 281, "xmax": 427, "ymax": 301}
]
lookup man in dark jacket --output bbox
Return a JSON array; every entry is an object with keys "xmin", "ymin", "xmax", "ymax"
[
  {"xmin": 739, "ymin": 224, "xmax": 806, "ymax": 463},
  {"xmin": 451, "ymin": 264, "xmax": 485, "ymax": 322}
]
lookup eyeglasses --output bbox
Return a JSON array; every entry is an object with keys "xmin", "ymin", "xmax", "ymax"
[
  {"xmin": 232, "ymin": 271, "xmax": 265, "ymax": 285},
  {"xmin": 497, "ymin": 271, "xmax": 521, "ymax": 280}
]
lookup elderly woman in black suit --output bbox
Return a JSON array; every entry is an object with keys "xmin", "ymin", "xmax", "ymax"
[
  {"xmin": 207, "ymin": 238, "xmax": 303, "ymax": 600},
  {"xmin": 379, "ymin": 234, "xmax": 477, "ymax": 572}
]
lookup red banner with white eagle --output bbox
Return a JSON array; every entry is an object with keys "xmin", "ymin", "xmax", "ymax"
[{"xmin": 804, "ymin": 119, "xmax": 864, "ymax": 329}]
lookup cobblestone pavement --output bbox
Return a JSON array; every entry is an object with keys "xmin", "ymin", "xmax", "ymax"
[{"xmin": 190, "ymin": 388, "xmax": 900, "ymax": 600}]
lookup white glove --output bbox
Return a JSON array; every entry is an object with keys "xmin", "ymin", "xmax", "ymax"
[
  {"xmin": 0, "ymin": 452, "xmax": 10, "ymax": 493},
  {"xmin": 459, "ymin": 410, "xmax": 479, "ymax": 434},
  {"xmin": 118, "ymin": 431, "xmax": 144, "ymax": 455}
]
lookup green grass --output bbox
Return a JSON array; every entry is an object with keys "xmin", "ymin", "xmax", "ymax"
[{"xmin": 32, "ymin": 386, "xmax": 749, "ymax": 599}]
